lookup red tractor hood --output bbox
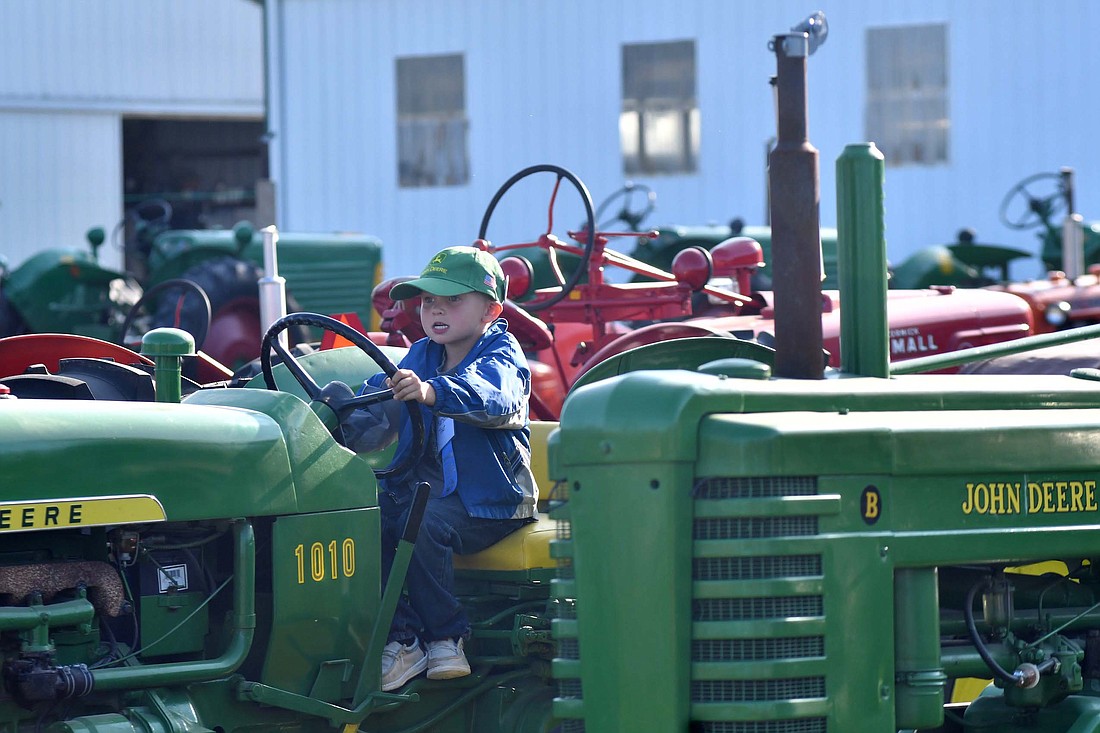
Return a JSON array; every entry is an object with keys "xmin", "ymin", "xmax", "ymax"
[{"xmin": 703, "ymin": 287, "xmax": 1033, "ymax": 368}]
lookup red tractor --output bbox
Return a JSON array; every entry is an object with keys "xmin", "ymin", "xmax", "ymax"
[
  {"xmin": 369, "ymin": 164, "xmax": 1035, "ymax": 420},
  {"xmin": 891, "ymin": 168, "xmax": 1100, "ymax": 338}
]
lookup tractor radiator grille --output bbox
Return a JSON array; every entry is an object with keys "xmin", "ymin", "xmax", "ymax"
[
  {"xmin": 695, "ymin": 722, "xmax": 828, "ymax": 733},
  {"xmin": 558, "ymin": 678, "xmax": 582, "ymax": 699},
  {"xmin": 695, "ymin": 515, "xmax": 819, "ymax": 539},
  {"xmin": 550, "ymin": 479, "xmax": 583, "ymax": 718},
  {"xmin": 694, "ymin": 595, "xmax": 824, "ymax": 621},
  {"xmin": 551, "ymin": 475, "xmax": 829, "ymax": 732},
  {"xmin": 693, "ymin": 637, "xmax": 824, "ymax": 662},
  {"xmin": 691, "ymin": 476, "xmax": 827, "ymax": 732},
  {"xmin": 692, "ymin": 677, "xmax": 826, "ymax": 702},
  {"xmin": 694, "ymin": 555, "xmax": 822, "ymax": 580},
  {"xmin": 695, "ymin": 476, "xmax": 819, "ymax": 499}
]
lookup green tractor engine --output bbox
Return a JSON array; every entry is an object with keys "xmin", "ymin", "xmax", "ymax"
[
  {"xmin": 548, "ymin": 369, "xmax": 1100, "ymax": 733},
  {"xmin": 0, "ymin": 387, "xmax": 382, "ymax": 732}
]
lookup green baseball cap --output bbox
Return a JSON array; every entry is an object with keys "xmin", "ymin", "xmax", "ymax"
[{"xmin": 390, "ymin": 246, "xmax": 507, "ymax": 302}]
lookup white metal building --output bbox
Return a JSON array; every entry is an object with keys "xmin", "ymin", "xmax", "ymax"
[
  {"xmin": 264, "ymin": 0, "xmax": 1100, "ymax": 281},
  {"xmin": 5, "ymin": 2, "xmax": 1099, "ymax": 285},
  {"xmin": 0, "ymin": 0, "xmax": 265, "ymax": 271}
]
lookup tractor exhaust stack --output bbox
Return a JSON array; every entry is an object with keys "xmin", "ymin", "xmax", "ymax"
[
  {"xmin": 1061, "ymin": 167, "xmax": 1085, "ymax": 280},
  {"xmin": 769, "ymin": 14, "xmax": 827, "ymax": 379}
]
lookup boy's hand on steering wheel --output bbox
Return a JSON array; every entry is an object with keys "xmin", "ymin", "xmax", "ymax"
[{"xmin": 388, "ymin": 368, "xmax": 437, "ymax": 406}]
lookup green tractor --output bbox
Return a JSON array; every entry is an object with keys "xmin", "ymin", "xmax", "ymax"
[
  {"xmin": 0, "ymin": 210, "xmax": 383, "ymax": 370},
  {"xmin": 0, "ymin": 316, "xmax": 561, "ymax": 733},
  {"xmin": 889, "ymin": 169, "xmax": 1100, "ymax": 335},
  {"xmin": 886, "ymin": 169, "xmax": 1092, "ymax": 291},
  {"xmin": 543, "ymin": 14, "xmax": 1100, "ymax": 733},
  {"xmin": 995, "ymin": 169, "xmax": 1100, "ymax": 275}
]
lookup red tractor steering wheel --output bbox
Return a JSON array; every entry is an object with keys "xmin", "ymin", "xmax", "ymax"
[{"xmin": 477, "ymin": 164, "xmax": 597, "ymax": 312}]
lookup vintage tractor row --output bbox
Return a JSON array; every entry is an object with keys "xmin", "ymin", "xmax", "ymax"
[
  {"xmin": 611, "ymin": 164, "xmax": 1100, "ymax": 339},
  {"xmin": 8, "ymin": 11, "xmax": 1100, "ymax": 733},
  {"xmin": 367, "ymin": 161, "xmax": 1037, "ymax": 420},
  {"xmin": 0, "ymin": 211, "xmax": 382, "ymax": 371},
  {"xmin": 876, "ymin": 167, "xmax": 1100, "ymax": 342}
]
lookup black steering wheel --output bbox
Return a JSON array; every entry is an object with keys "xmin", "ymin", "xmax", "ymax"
[
  {"xmin": 999, "ymin": 172, "xmax": 1067, "ymax": 230},
  {"xmin": 595, "ymin": 181, "xmax": 656, "ymax": 231},
  {"xmin": 260, "ymin": 312, "xmax": 424, "ymax": 479},
  {"xmin": 120, "ymin": 278, "xmax": 211, "ymax": 351},
  {"xmin": 478, "ymin": 164, "xmax": 597, "ymax": 312}
]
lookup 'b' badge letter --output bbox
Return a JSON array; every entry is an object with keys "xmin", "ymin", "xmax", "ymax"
[{"xmin": 861, "ymin": 486, "xmax": 881, "ymax": 525}]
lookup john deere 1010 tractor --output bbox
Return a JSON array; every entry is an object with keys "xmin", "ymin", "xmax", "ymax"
[{"xmin": 0, "ymin": 313, "xmax": 560, "ymax": 733}]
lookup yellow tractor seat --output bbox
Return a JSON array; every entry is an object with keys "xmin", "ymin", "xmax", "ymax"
[
  {"xmin": 453, "ymin": 420, "xmax": 561, "ymax": 573},
  {"xmin": 453, "ymin": 518, "xmax": 560, "ymax": 572}
]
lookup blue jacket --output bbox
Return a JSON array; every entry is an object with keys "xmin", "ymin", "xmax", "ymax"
[{"xmin": 345, "ymin": 319, "xmax": 538, "ymax": 520}]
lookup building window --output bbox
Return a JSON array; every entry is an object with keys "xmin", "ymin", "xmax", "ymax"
[
  {"xmin": 621, "ymin": 40, "xmax": 699, "ymax": 175},
  {"xmin": 396, "ymin": 54, "xmax": 469, "ymax": 187},
  {"xmin": 865, "ymin": 23, "xmax": 949, "ymax": 167}
]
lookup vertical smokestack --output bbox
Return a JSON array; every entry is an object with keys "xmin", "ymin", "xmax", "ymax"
[{"xmin": 769, "ymin": 19, "xmax": 826, "ymax": 379}]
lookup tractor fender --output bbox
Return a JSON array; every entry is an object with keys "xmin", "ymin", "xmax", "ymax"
[
  {"xmin": 0, "ymin": 333, "xmax": 152, "ymax": 379},
  {"xmin": 569, "ymin": 324, "xmax": 775, "ymax": 394}
]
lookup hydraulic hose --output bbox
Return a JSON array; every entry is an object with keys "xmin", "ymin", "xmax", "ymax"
[{"xmin": 964, "ymin": 579, "xmax": 1035, "ymax": 688}]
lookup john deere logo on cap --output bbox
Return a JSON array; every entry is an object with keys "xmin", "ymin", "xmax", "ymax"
[{"xmin": 423, "ymin": 251, "xmax": 450, "ymax": 276}]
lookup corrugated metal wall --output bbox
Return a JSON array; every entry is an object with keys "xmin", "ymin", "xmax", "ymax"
[
  {"xmin": 272, "ymin": 0, "xmax": 1100, "ymax": 282},
  {"xmin": 0, "ymin": 0, "xmax": 263, "ymax": 269},
  {"xmin": 0, "ymin": 111, "xmax": 120, "ymax": 259}
]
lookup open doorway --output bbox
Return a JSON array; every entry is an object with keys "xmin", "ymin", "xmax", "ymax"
[{"xmin": 121, "ymin": 118, "xmax": 269, "ymax": 272}]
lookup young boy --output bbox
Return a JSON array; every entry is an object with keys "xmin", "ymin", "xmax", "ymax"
[{"xmin": 341, "ymin": 245, "xmax": 538, "ymax": 691}]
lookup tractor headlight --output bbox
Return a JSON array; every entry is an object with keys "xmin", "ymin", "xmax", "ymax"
[
  {"xmin": 110, "ymin": 277, "xmax": 143, "ymax": 309},
  {"xmin": 1044, "ymin": 301, "xmax": 1071, "ymax": 327}
]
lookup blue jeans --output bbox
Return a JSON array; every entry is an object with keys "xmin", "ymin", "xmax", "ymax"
[{"xmin": 380, "ymin": 490, "xmax": 529, "ymax": 644}]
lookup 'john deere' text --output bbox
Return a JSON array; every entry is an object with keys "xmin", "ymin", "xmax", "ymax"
[{"xmin": 962, "ymin": 481, "xmax": 1098, "ymax": 515}]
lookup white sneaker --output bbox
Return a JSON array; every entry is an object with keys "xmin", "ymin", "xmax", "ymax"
[
  {"xmin": 381, "ymin": 640, "xmax": 427, "ymax": 691},
  {"xmin": 426, "ymin": 637, "xmax": 471, "ymax": 680}
]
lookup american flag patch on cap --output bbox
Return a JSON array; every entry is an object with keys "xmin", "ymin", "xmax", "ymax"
[{"xmin": 484, "ymin": 273, "xmax": 494, "ymax": 287}]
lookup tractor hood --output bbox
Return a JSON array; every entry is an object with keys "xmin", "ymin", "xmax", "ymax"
[
  {"xmin": 703, "ymin": 286, "xmax": 1033, "ymax": 370},
  {"xmin": 0, "ymin": 390, "xmax": 375, "ymax": 532}
]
